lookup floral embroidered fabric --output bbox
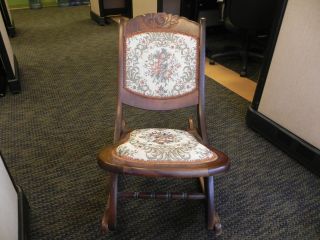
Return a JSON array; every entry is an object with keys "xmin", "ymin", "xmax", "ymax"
[
  {"xmin": 125, "ymin": 32, "xmax": 198, "ymax": 98},
  {"xmin": 116, "ymin": 129, "xmax": 217, "ymax": 163}
]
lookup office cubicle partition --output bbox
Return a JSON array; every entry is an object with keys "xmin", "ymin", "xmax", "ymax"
[
  {"xmin": 0, "ymin": 0, "xmax": 15, "ymax": 37},
  {"xmin": 0, "ymin": 11, "xmax": 20, "ymax": 95},
  {"xmin": 0, "ymin": 152, "xmax": 29, "ymax": 240},
  {"xmin": 90, "ymin": 0, "xmax": 132, "ymax": 25},
  {"xmin": 131, "ymin": 0, "xmax": 157, "ymax": 17},
  {"xmin": 246, "ymin": 0, "xmax": 320, "ymax": 175},
  {"xmin": 90, "ymin": 0, "xmax": 220, "ymax": 25},
  {"xmin": 158, "ymin": 0, "xmax": 181, "ymax": 16}
]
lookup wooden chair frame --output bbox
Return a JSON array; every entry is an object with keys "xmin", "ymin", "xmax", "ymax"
[{"xmin": 98, "ymin": 13, "xmax": 230, "ymax": 236}]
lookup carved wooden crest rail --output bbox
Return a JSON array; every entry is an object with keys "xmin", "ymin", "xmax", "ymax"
[{"xmin": 141, "ymin": 13, "xmax": 180, "ymax": 28}]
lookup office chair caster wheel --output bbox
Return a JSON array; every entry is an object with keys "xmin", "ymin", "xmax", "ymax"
[
  {"xmin": 240, "ymin": 70, "xmax": 247, "ymax": 77},
  {"xmin": 209, "ymin": 59, "xmax": 216, "ymax": 65}
]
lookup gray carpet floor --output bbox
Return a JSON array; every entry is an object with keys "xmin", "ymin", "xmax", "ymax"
[{"xmin": 0, "ymin": 6, "xmax": 319, "ymax": 240}]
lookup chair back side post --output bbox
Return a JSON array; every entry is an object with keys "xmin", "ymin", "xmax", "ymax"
[
  {"xmin": 197, "ymin": 17, "xmax": 208, "ymax": 145},
  {"xmin": 113, "ymin": 100, "xmax": 123, "ymax": 143},
  {"xmin": 114, "ymin": 18, "xmax": 126, "ymax": 144}
]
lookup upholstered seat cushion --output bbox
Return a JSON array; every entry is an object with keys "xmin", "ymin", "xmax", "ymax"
[{"xmin": 115, "ymin": 128, "xmax": 218, "ymax": 164}]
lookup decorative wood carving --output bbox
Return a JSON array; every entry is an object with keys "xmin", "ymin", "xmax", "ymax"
[{"xmin": 142, "ymin": 13, "xmax": 180, "ymax": 28}]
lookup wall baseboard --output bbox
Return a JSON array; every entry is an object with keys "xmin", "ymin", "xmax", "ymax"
[
  {"xmin": 246, "ymin": 106, "xmax": 320, "ymax": 176},
  {"xmin": 7, "ymin": 25, "xmax": 16, "ymax": 37},
  {"xmin": 7, "ymin": 56, "xmax": 21, "ymax": 94},
  {"xmin": 17, "ymin": 185, "xmax": 29, "ymax": 240}
]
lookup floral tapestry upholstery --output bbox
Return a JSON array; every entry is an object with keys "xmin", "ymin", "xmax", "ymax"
[
  {"xmin": 116, "ymin": 128, "xmax": 217, "ymax": 163},
  {"xmin": 125, "ymin": 32, "xmax": 198, "ymax": 98}
]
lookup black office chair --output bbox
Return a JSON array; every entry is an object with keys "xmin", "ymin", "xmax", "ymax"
[{"xmin": 209, "ymin": 0, "xmax": 277, "ymax": 77}]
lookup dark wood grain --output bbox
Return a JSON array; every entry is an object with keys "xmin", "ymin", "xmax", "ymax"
[
  {"xmin": 101, "ymin": 173, "xmax": 118, "ymax": 233},
  {"xmin": 98, "ymin": 144, "xmax": 229, "ymax": 178},
  {"xmin": 119, "ymin": 192, "xmax": 206, "ymax": 200},
  {"xmin": 207, "ymin": 176, "xmax": 215, "ymax": 230}
]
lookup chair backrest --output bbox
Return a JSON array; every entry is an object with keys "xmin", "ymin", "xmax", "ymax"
[
  {"xmin": 118, "ymin": 13, "xmax": 206, "ymax": 111},
  {"xmin": 114, "ymin": 13, "xmax": 207, "ymax": 143},
  {"xmin": 226, "ymin": 0, "xmax": 277, "ymax": 31}
]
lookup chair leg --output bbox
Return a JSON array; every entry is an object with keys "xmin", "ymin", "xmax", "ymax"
[
  {"xmin": 101, "ymin": 173, "xmax": 118, "ymax": 233},
  {"xmin": 240, "ymin": 50, "xmax": 248, "ymax": 77},
  {"xmin": 207, "ymin": 176, "xmax": 222, "ymax": 235},
  {"xmin": 199, "ymin": 177, "xmax": 205, "ymax": 193},
  {"xmin": 240, "ymin": 33, "xmax": 250, "ymax": 77}
]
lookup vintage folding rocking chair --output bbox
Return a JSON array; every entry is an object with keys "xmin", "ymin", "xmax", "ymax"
[{"xmin": 98, "ymin": 12, "xmax": 230, "ymax": 235}]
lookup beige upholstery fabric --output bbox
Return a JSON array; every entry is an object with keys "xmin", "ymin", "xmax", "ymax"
[
  {"xmin": 116, "ymin": 128, "xmax": 217, "ymax": 163},
  {"xmin": 125, "ymin": 32, "xmax": 198, "ymax": 98}
]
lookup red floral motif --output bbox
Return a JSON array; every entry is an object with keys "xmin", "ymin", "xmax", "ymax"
[
  {"xmin": 125, "ymin": 32, "xmax": 198, "ymax": 98},
  {"xmin": 148, "ymin": 131, "xmax": 176, "ymax": 144},
  {"xmin": 145, "ymin": 48, "xmax": 181, "ymax": 84}
]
